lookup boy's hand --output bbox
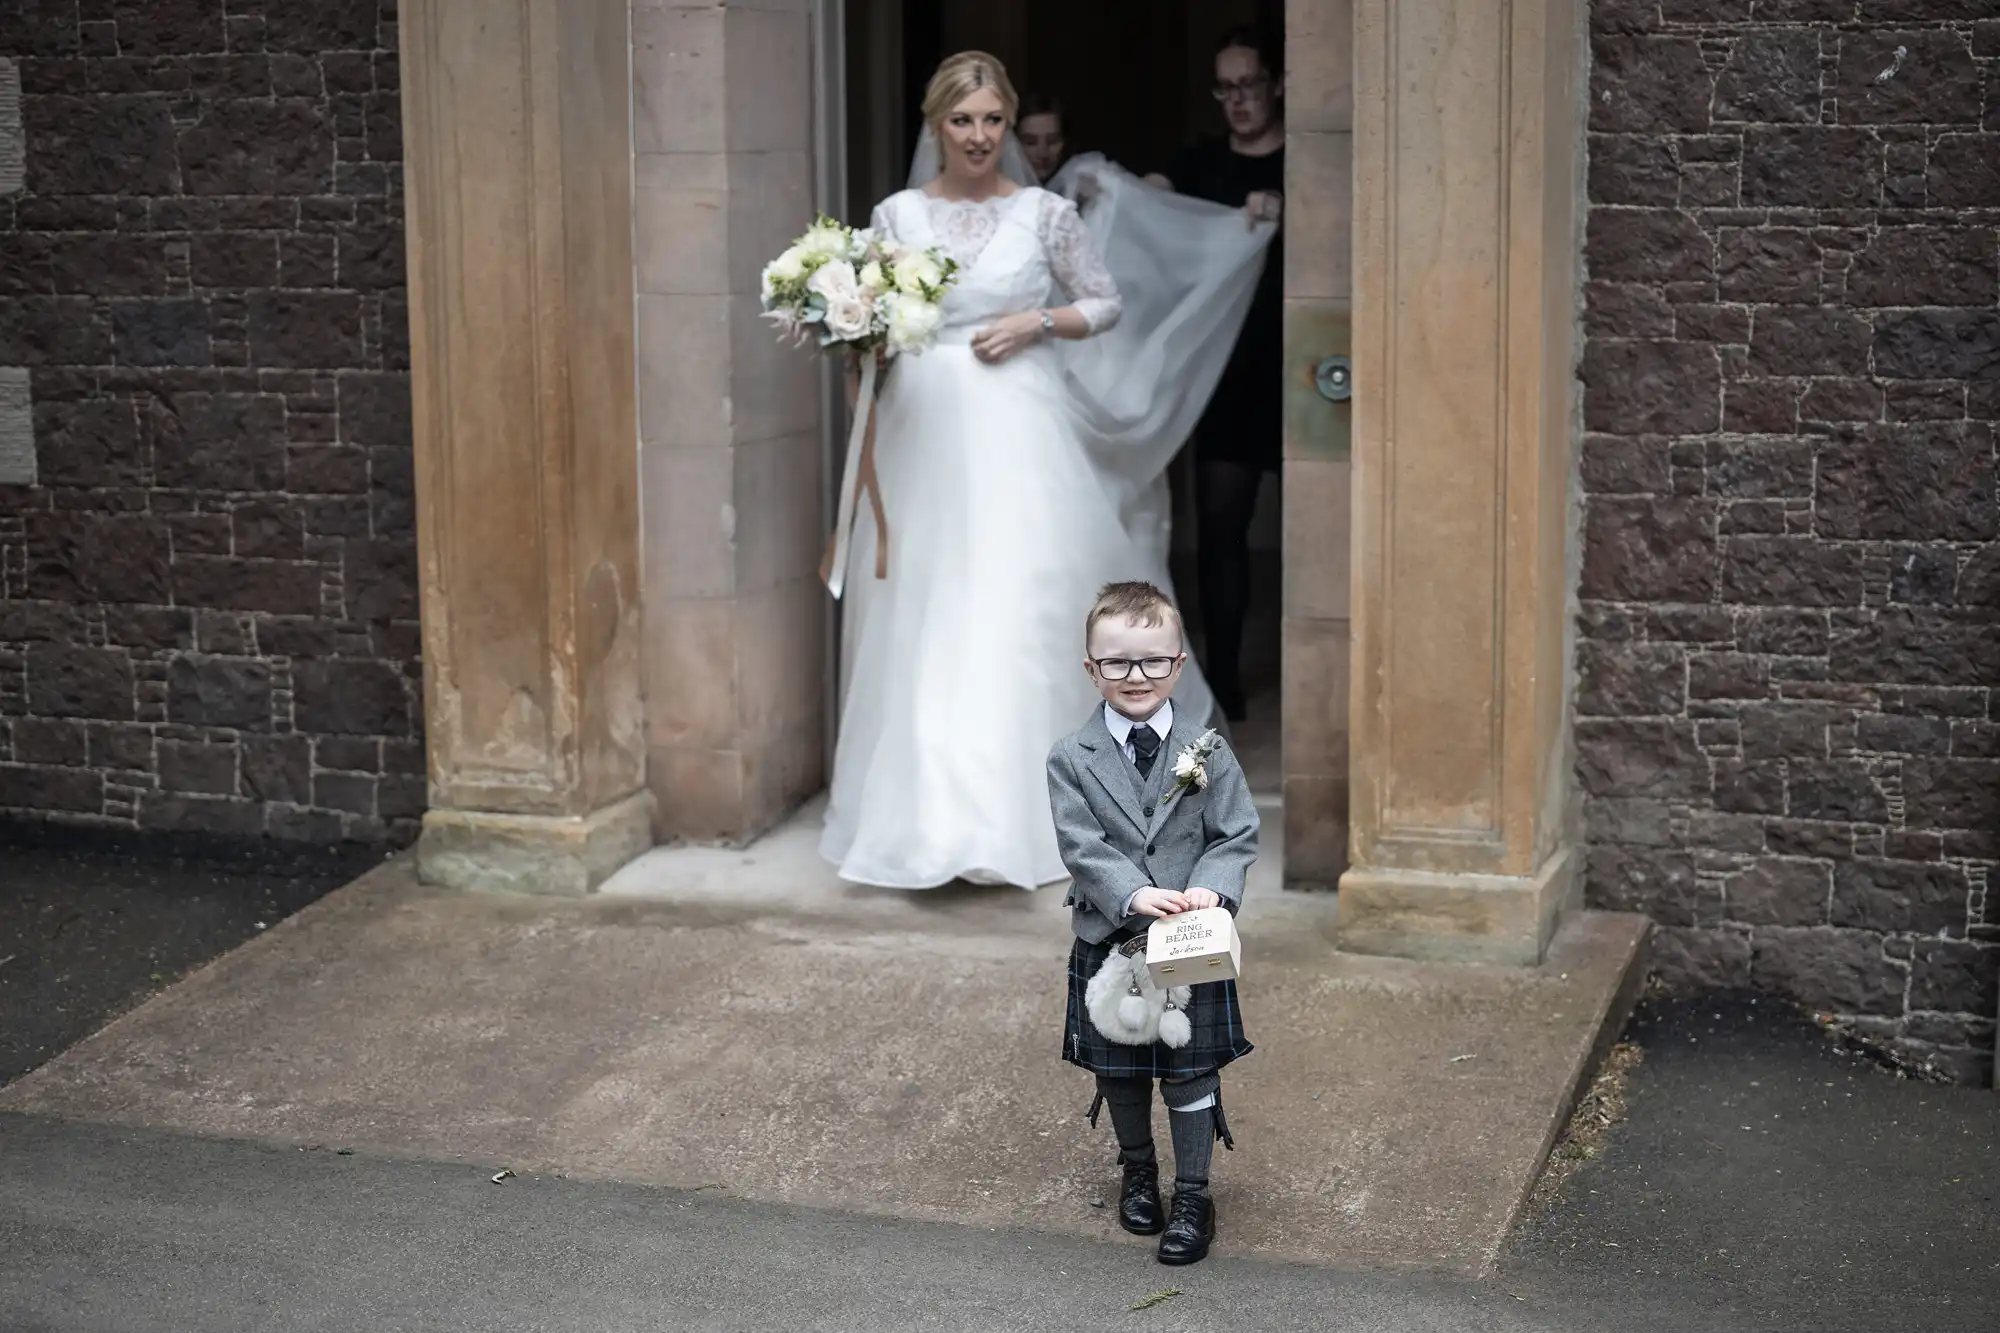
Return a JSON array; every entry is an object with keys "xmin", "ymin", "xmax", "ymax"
[
  {"xmin": 1129, "ymin": 887, "xmax": 1189, "ymax": 918},
  {"xmin": 1182, "ymin": 888, "xmax": 1221, "ymax": 911}
]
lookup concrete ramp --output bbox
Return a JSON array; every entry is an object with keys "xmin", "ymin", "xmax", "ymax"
[{"xmin": 0, "ymin": 802, "xmax": 1646, "ymax": 1274}]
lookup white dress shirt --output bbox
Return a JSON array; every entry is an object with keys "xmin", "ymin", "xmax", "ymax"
[
  {"xmin": 1103, "ymin": 700, "xmax": 1173, "ymax": 920},
  {"xmin": 1103, "ymin": 699, "xmax": 1173, "ymax": 766}
]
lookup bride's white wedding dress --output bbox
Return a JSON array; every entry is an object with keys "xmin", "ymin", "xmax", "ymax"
[{"xmin": 819, "ymin": 186, "xmax": 1219, "ymax": 889}]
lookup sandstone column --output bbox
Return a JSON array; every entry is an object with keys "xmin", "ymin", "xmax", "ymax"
[
  {"xmin": 1338, "ymin": 0, "xmax": 1585, "ymax": 963},
  {"xmin": 402, "ymin": 0, "xmax": 652, "ymax": 894},
  {"xmin": 631, "ymin": 1, "xmax": 827, "ymax": 841},
  {"xmin": 1282, "ymin": 0, "xmax": 1355, "ymax": 889}
]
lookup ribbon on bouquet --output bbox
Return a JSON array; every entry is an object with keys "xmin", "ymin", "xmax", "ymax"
[{"xmin": 820, "ymin": 352, "xmax": 889, "ymax": 599}]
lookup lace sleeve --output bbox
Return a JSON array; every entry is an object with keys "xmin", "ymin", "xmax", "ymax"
[
  {"xmin": 869, "ymin": 198, "xmax": 896, "ymax": 243},
  {"xmin": 1039, "ymin": 193, "xmax": 1122, "ymax": 334}
]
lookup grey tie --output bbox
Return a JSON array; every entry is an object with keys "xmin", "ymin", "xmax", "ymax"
[{"xmin": 1130, "ymin": 723, "xmax": 1161, "ymax": 779}]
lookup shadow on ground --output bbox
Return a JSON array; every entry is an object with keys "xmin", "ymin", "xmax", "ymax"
[{"xmin": 0, "ymin": 830, "xmax": 384, "ymax": 1083}]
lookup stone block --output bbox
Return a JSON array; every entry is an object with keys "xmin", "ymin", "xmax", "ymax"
[
  {"xmin": 636, "ymin": 293, "xmax": 731, "ymax": 450},
  {"xmin": 1908, "ymin": 939, "xmax": 1998, "ymax": 1017},
  {"xmin": 1281, "ymin": 614, "xmax": 1350, "ymax": 779},
  {"xmin": 642, "ymin": 444, "xmax": 735, "ymax": 600},
  {"xmin": 262, "ymin": 0, "xmax": 379, "ymax": 56},
  {"xmin": 722, "ymin": 6, "xmax": 810, "ymax": 154},
  {"xmin": 1286, "ymin": 131, "xmax": 1351, "ymax": 301},
  {"xmin": 419, "ymin": 789, "xmax": 656, "ymax": 896},
  {"xmin": 177, "ymin": 100, "xmax": 334, "ymax": 196},
  {"xmin": 1587, "ymin": 210, "xmax": 1713, "ymax": 285},
  {"xmin": 1650, "ymin": 925, "xmax": 1752, "ymax": 991},
  {"xmin": 727, "ymin": 293, "xmax": 820, "ymax": 446},
  {"xmin": 11, "ymin": 717, "xmax": 87, "ymax": 767},
  {"xmin": 1816, "ymin": 424, "xmax": 1996, "ymax": 542},
  {"xmin": 25, "ymin": 645, "xmax": 133, "ymax": 721},
  {"xmin": 1577, "ymin": 640, "xmax": 1684, "ymax": 717},
  {"xmin": 645, "ymin": 596, "xmax": 739, "ymax": 752},
  {"xmin": 1580, "ymin": 341, "xmax": 1721, "ymax": 436},
  {"xmin": 1752, "ymin": 927, "xmax": 1905, "ymax": 1016},
  {"xmin": 631, "ymin": 5, "xmax": 725, "ymax": 152},
  {"xmin": 1903, "ymin": 757, "xmax": 2000, "ymax": 832},
  {"xmin": 1831, "ymin": 607, "xmax": 1999, "ymax": 688},
  {"xmin": 1725, "ymin": 860, "xmax": 1829, "ymax": 927},
  {"xmin": 293, "ymin": 658, "xmax": 411, "ymax": 736},
  {"xmin": 158, "ymin": 739, "xmax": 239, "ymax": 795},
  {"xmin": 1339, "ymin": 846, "xmax": 1578, "ymax": 967},
  {"xmin": 1831, "ymin": 858, "xmax": 1967, "ymax": 936},
  {"xmin": 732, "ymin": 431, "xmax": 821, "ymax": 594},
  {"xmin": 1742, "ymin": 128, "xmax": 1882, "ymax": 209},
  {"xmin": 0, "ymin": 764, "xmax": 103, "ymax": 814},
  {"xmin": 1576, "ymin": 719, "xmax": 1708, "ymax": 801},
  {"xmin": 25, "ymin": 97, "xmax": 177, "ymax": 195},
  {"xmin": 1873, "ymin": 310, "xmax": 2000, "ymax": 381},
  {"xmin": 1714, "ymin": 30, "xmax": 1821, "ymax": 124},
  {"xmin": 239, "ymin": 736, "xmax": 310, "ymax": 806},
  {"xmin": 1283, "ymin": 461, "xmax": 1350, "ymax": 620},
  {"xmin": 1586, "ymin": 844, "xmax": 1703, "ymax": 926},
  {"xmin": 1586, "ymin": 283, "xmax": 1675, "ymax": 340},
  {"xmin": 1721, "ymin": 537, "xmax": 1863, "ymax": 607},
  {"xmin": 166, "ymin": 656, "xmax": 273, "ymax": 731},
  {"xmin": 1287, "ymin": 0, "xmax": 1353, "ymax": 132},
  {"xmin": 172, "ymin": 556, "xmax": 324, "ymax": 616},
  {"xmin": 1580, "ymin": 498, "xmax": 1719, "ymax": 602},
  {"xmin": 1588, "ymin": 136, "xmax": 1678, "ymax": 207},
  {"xmin": 1927, "ymin": 134, "xmax": 2000, "ymax": 208},
  {"xmin": 1835, "ymin": 30, "xmax": 1983, "ymax": 126},
  {"xmin": 0, "ymin": 296, "xmax": 111, "ymax": 364},
  {"xmin": 1847, "ymin": 227, "xmax": 1998, "ymax": 309},
  {"xmin": 1591, "ymin": 36, "xmax": 1711, "ymax": 134},
  {"xmin": 248, "ymin": 292, "xmax": 363, "ymax": 367},
  {"xmin": 152, "ymin": 393, "xmax": 288, "ymax": 490},
  {"xmin": 137, "ymin": 793, "xmax": 265, "ymax": 837},
  {"xmin": 112, "ymin": 0, "xmax": 226, "ymax": 56},
  {"xmin": 1748, "ymin": 306, "xmax": 1871, "ymax": 377}
]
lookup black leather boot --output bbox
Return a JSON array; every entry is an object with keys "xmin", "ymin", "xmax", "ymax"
[
  {"xmin": 1118, "ymin": 1160, "xmax": 1165, "ymax": 1236},
  {"xmin": 1155, "ymin": 1191, "xmax": 1215, "ymax": 1265}
]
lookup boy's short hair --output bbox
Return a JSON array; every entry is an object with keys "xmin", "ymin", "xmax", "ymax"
[{"xmin": 1085, "ymin": 581, "xmax": 1183, "ymax": 647}]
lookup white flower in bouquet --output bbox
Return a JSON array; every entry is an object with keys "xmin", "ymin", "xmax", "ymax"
[
  {"xmin": 881, "ymin": 293, "xmax": 942, "ymax": 352},
  {"xmin": 824, "ymin": 296, "xmax": 874, "ymax": 342},
  {"xmin": 858, "ymin": 260, "xmax": 891, "ymax": 295},
  {"xmin": 893, "ymin": 251, "xmax": 946, "ymax": 295},
  {"xmin": 798, "ymin": 219, "xmax": 850, "ymax": 259},
  {"xmin": 808, "ymin": 259, "xmax": 861, "ymax": 304}
]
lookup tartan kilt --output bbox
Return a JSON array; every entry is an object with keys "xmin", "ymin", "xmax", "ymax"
[{"xmin": 1061, "ymin": 933, "xmax": 1253, "ymax": 1080}]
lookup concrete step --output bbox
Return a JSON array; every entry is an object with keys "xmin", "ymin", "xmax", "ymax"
[{"xmin": 1, "ymin": 805, "xmax": 1647, "ymax": 1275}]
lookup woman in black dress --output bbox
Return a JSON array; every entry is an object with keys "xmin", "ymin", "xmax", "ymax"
[{"xmin": 1145, "ymin": 27, "xmax": 1284, "ymax": 723}]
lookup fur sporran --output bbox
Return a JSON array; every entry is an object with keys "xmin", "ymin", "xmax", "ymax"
[{"xmin": 1084, "ymin": 938, "xmax": 1195, "ymax": 1048}]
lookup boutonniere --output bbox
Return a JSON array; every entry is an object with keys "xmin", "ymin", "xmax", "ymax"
[{"xmin": 1164, "ymin": 729, "xmax": 1223, "ymax": 803}]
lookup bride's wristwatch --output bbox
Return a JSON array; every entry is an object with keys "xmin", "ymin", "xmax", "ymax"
[{"xmin": 1038, "ymin": 309, "xmax": 1055, "ymax": 338}]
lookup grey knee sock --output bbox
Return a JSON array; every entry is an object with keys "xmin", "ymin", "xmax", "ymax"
[
  {"xmin": 1093, "ymin": 1075, "xmax": 1156, "ymax": 1167},
  {"xmin": 1161, "ymin": 1075, "xmax": 1222, "ymax": 1197}
]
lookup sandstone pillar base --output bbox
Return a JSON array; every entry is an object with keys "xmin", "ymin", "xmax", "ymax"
[
  {"xmin": 417, "ymin": 790, "xmax": 656, "ymax": 897},
  {"xmin": 1337, "ymin": 845, "xmax": 1578, "ymax": 967}
]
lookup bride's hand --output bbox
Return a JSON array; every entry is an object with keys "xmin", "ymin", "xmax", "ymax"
[{"xmin": 971, "ymin": 312, "xmax": 1042, "ymax": 365}]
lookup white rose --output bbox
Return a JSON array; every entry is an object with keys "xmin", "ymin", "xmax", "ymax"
[
  {"xmin": 808, "ymin": 259, "xmax": 860, "ymax": 304},
  {"xmin": 767, "ymin": 245, "xmax": 808, "ymax": 282},
  {"xmin": 824, "ymin": 295, "xmax": 873, "ymax": 342},
  {"xmin": 883, "ymin": 293, "xmax": 942, "ymax": 351},
  {"xmin": 858, "ymin": 260, "xmax": 890, "ymax": 294},
  {"xmin": 894, "ymin": 252, "xmax": 944, "ymax": 294}
]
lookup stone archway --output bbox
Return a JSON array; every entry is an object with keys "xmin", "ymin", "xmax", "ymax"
[{"xmin": 399, "ymin": 0, "xmax": 1587, "ymax": 967}]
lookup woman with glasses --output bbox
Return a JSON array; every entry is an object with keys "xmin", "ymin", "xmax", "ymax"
[{"xmin": 1141, "ymin": 27, "xmax": 1286, "ymax": 723}]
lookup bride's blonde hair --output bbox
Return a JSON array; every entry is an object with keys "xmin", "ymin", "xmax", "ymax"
[{"xmin": 921, "ymin": 51, "xmax": 1019, "ymax": 128}]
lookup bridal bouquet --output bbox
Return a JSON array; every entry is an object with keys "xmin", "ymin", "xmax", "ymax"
[
  {"xmin": 760, "ymin": 215, "xmax": 958, "ymax": 355},
  {"xmin": 761, "ymin": 216, "xmax": 959, "ymax": 600}
]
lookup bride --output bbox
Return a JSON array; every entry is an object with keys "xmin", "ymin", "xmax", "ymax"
[{"xmin": 820, "ymin": 52, "xmax": 1271, "ymax": 890}]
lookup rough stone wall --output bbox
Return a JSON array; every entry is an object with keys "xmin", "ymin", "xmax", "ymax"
[
  {"xmin": 0, "ymin": 1, "xmax": 420, "ymax": 845},
  {"xmin": 1579, "ymin": 1, "xmax": 1999, "ymax": 1083}
]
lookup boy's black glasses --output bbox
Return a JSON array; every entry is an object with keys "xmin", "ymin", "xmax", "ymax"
[{"xmin": 1092, "ymin": 655, "xmax": 1182, "ymax": 681}]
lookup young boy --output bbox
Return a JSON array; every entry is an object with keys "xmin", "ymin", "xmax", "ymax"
[{"xmin": 1047, "ymin": 581, "xmax": 1259, "ymax": 1266}]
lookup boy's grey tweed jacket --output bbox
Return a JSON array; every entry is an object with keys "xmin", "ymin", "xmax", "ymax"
[{"xmin": 1046, "ymin": 704, "xmax": 1259, "ymax": 944}]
